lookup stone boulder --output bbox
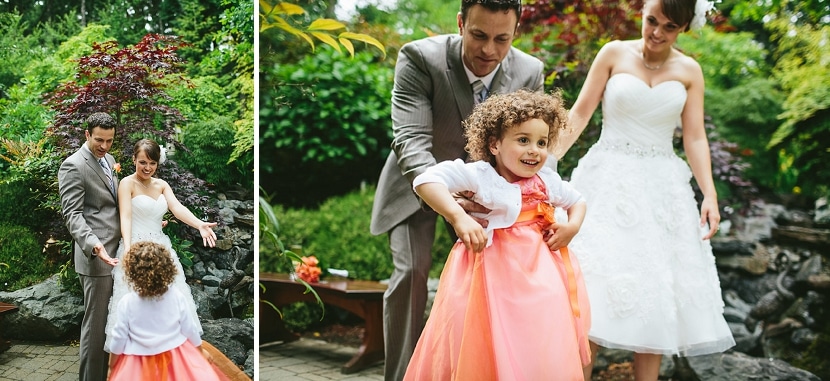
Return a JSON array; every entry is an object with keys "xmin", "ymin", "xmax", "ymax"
[
  {"xmin": 0, "ymin": 275, "xmax": 83, "ymax": 340},
  {"xmin": 680, "ymin": 352, "xmax": 820, "ymax": 381},
  {"xmin": 202, "ymin": 317, "xmax": 254, "ymax": 377}
]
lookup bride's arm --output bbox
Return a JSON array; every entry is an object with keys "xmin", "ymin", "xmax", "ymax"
[
  {"xmin": 161, "ymin": 180, "xmax": 217, "ymax": 247},
  {"xmin": 552, "ymin": 41, "xmax": 617, "ymax": 160},
  {"xmin": 117, "ymin": 177, "xmax": 133, "ymax": 250}
]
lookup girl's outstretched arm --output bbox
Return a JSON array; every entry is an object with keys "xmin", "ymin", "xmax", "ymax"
[{"xmin": 415, "ymin": 182, "xmax": 487, "ymax": 253}]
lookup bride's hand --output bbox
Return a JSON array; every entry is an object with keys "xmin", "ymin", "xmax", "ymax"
[{"xmin": 199, "ymin": 222, "xmax": 218, "ymax": 248}]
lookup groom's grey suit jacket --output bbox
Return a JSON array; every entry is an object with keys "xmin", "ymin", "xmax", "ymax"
[
  {"xmin": 58, "ymin": 147, "xmax": 120, "ymax": 277},
  {"xmin": 370, "ymin": 34, "xmax": 544, "ymax": 234}
]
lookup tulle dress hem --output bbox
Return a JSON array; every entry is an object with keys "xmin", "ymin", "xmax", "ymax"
[{"xmin": 109, "ymin": 339, "xmax": 231, "ymax": 381}]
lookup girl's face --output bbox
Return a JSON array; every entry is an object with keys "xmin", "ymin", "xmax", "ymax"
[
  {"xmin": 641, "ymin": 0, "xmax": 684, "ymax": 52},
  {"xmin": 133, "ymin": 150, "xmax": 158, "ymax": 181},
  {"xmin": 489, "ymin": 118, "xmax": 549, "ymax": 183}
]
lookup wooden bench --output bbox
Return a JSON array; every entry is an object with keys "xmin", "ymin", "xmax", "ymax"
[
  {"xmin": 0, "ymin": 302, "xmax": 18, "ymax": 353},
  {"xmin": 259, "ymin": 272, "xmax": 386, "ymax": 374}
]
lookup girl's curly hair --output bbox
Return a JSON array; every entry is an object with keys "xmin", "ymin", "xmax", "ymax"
[
  {"xmin": 124, "ymin": 241, "xmax": 177, "ymax": 299},
  {"xmin": 464, "ymin": 89, "xmax": 568, "ymax": 166}
]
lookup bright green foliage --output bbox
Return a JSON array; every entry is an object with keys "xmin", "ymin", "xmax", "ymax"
[
  {"xmin": 678, "ymin": 27, "xmax": 784, "ymax": 193},
  {"xmin": 0, "ymin": 224, "xmax": 57, "ymax": 291},
  {"xmin": 193, "ymin": 0, "xmax": 255, "ymax": 177},
  {"xmin": 260, "ymin": 48, "xmax": 393, "ymax": 208},
  {"xmin": 0, "ymin": 86, "xmax": 53, "ymax": 143},
  {"xmin": 678, "ymin": 27, "xmax": 771, "ymax": 90},
  {"xmin": 260, "ymin": 0, "xmax": 385, "ymax": 59},
  {"xmin": 178, "ymin": 115, "xmax": 249, "ymax": 190},
  {"xmin": 168, "ymin": 76, "xmax": 237, "ymax": 124},
  {"xmin": 767, "ymin": 19, "xmax": 830, "ymax": 196},
  {"xmin": 0, "ymin": 13, "xmax": 39, "ymax": 91},
  {"xmin": 729, "ymin": 0, "xmax": 830, "ymax": 27},
  {"xmin": 354, "ymin": 0, "xmax": 458, "ymax": 39}
]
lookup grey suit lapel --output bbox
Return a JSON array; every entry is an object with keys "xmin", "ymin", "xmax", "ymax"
[
  {"xmin": 82, "ymin": 148, "xmax": 117, "ymax": 200},
  {"xmin": 491, "ymin": 53, "xmax": 512, "ymax": 95},
  {"xmin": 446, "ymin": 37, "xmax": 476, "ymax": 119}
]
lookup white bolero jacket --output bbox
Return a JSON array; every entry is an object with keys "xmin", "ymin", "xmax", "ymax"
[{"xmin": 413, "ymin": 159, "xmax": 584, "ymax": 246}]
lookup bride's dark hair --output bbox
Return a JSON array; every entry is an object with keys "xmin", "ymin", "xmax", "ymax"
[
  {"xmin": 654, "ymin": 0, "xmax": 696, "ymax": 31},
  {"xmin": 133, "ymin": 138, "xmax": 161, "ymax": 162}
]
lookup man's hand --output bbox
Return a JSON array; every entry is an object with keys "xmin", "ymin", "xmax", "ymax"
[
  {"xmin": 452, "ymin": 191, "xmax": 490, "ymax": 228},
  {"xmin": 94, "ymin": 244, "xmax": 118, "ymax": 267}
]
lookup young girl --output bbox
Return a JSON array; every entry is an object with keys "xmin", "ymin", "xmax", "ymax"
[
  {"xmin": 107, "ymin": 241, "xmax": 229, "ymax": 380},
  {"xmin": 403, "ymin": 89, "xmax": 590, "ymax": 380}
]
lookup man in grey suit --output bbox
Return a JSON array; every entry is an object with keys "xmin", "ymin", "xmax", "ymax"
[
  {"xmin": 58, "ymin": 112, "xmax": 120, "ymax": 381},
  {"xmin": 370, "ymin": 0, "xmax": 544, "ymax": 378}
]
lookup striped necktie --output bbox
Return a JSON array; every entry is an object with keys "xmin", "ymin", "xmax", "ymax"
[
  {"xmin": 472, "ymin": 80, "xmax": 488, "ymax": 105},
  {"xmin": 99, "ymin": 158, "xmax": 114, "ymax": 192}
]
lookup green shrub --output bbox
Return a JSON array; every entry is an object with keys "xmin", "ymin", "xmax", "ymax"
[
  {"xmin": 177, "ymin": 115, "xmax": 248, "ymax": 191},
  {"xmin": 58, "ymin": 256, "xmax": 82, "ymax": 297},
  {"xmin": 262, "ymin": 186, "xmax": 455, "ymax": 332},
  {"xmin": 0, "ymin": 179, "xmax": 50, "ymax": 231},
  {"xmin": 0, "ymin": 142, "xmax": 71, "ymax": 239},
  {"xmin": 259, "ymin": 47, "xmax": 394, "ymax": 208},
  {"xmin": 0, "ymin": 224, "xmax": 56, "ymax": 291},
  {"xmin": 261, "ymin": 185, "xmax": 453, "ymax": 281}
]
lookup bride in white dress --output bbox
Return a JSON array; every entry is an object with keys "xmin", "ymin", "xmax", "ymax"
[
  {"xmin": 552, "ymin": 0, "xmax": 735, "ymax": 379},
  {"xmin": 104, "ymin": 138, "xmax": 217, "ymax": 353}
]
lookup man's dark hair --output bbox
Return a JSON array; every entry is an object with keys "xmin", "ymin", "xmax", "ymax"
[
  {"xmin": 85, "ymin": 112, "xmax": 116, "ymax": 133},
  {"xmin": 460, "ymin": 0, "xmax": 522, "ymax": 23}
]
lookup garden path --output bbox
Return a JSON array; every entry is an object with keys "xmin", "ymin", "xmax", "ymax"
[{"xmin": 0, "ymin": 341, "xmax": 77, "ymax": 381}]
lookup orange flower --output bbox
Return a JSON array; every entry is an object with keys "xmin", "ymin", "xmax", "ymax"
[
  {"xmin": 113, "ymin": 163, "xmax": 121, "ymax": 173},
  {"xmin": 295, "ymin": 255, "xmax": 322, "ymax": 283}
]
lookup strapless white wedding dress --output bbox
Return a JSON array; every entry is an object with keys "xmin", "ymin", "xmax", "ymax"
[
  {"xmin": 568, "ymin": 73, "xmax": 735, "ymax": 356},
  {"xmin": 104, "ymin": 194, "xmax": 202, "ymax": 352}
]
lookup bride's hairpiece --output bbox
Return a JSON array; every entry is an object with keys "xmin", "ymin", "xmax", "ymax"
[
  {"xmin": 689, "ymin": 0, "xmax": 716, "ymax": 30},
  {"xmin": 159, "ymin": 146, "xmax": 167, "ymax": 165}
]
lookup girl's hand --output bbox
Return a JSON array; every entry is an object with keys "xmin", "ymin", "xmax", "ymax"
[
  {"xmin": 544, "ymin": 221, "xmax": 578, "ymax": 251},
  {"xmin": 700, "ymin": 196, "xmax": 720, "ymax": 240},
  {"xmin": 199, "ymin": 222, "xmax": 218, "ymax": 247},
  {"xmin": 452, "ymin": 215, "xmax": 488, "ymax": 253}
]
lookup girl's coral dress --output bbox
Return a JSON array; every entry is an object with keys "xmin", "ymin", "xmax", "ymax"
[
  {"xmin": 109, "ymin": 340, "xmax": 231, "ymax": 381},
  {"xmin": 404, "ymin": 176, "xmax": 591, "ymax": 381}
]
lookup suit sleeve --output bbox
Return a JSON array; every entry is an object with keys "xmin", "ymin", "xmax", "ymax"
[
  {"xmin": 58, "ymin": 158, "xmax": 100, "ymax": 258},
  {"xmin": 390, "ymin": 42, "xmax": 439, "ymax": 185}
]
